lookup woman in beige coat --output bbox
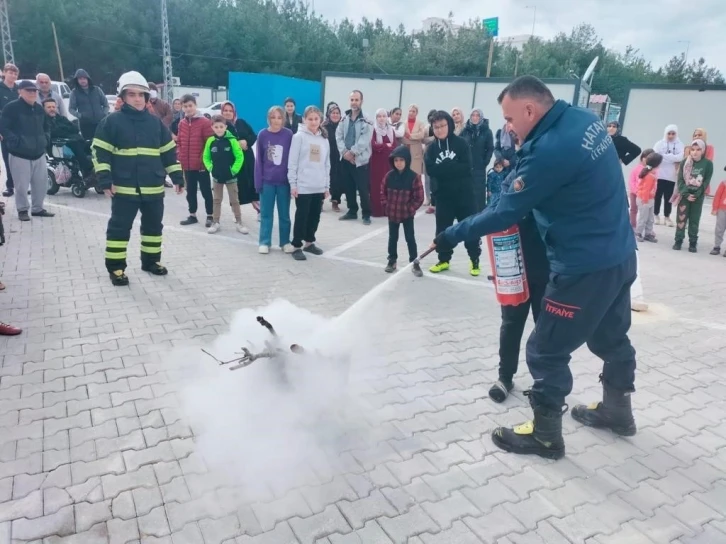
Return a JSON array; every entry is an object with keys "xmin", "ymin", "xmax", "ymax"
[{"xmin": 402, "ymin": 105, "xmax": 427, "ymax": 175}]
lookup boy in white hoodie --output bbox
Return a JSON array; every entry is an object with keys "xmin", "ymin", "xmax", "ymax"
[
  {"xmin": 288, "ymin": 106, "xmax": 331, "ymax": 261},
  {"xmin": 652, "ymin": 124, "xmax": 685, "ymax": 226}
]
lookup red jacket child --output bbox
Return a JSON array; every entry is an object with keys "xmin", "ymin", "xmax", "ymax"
[
  {"xmin": 637, "ymin": 169, "xmax": 658, "ymax": 203},
  {"xmin": 712, "ymin": 182, "xmax": 726, "ymax": 213},
  {"xmin": 381, "ymin": 145, "xmax": 424, "ymax": 223},
  {"xmin": 177, "ymin": 114, "xmax": 214, "ymax": 171}
]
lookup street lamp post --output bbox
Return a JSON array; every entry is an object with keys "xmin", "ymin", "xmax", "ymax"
[
  {"xmin": 525, "ymin": 5, "xmax": 537, "ymax": 36},
  {"xmin": 678, "ymin": 40, "xmax": 690, "ymax": 65}
]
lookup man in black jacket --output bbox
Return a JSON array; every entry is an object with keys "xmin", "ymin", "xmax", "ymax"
[
  {"xmin": 43, "ymin": 98, "xmax": 93, "ymax": 177},
  {"xmin": 69, "ymin": 68, "xmax": 109, "ymax": 141},
  {"xmin": 0, "ymin": 80, "xmax": 53, "ymax": 221},
  {"xmin": 93, "ymin": 71, "xmax": 184, "ymax": 286},
  {"xmin": 0, "ymin": 63, "xmax": 19, "ymax": 196},
  {"xmin": 424, "ymin": 110, "xmax": 482, "ymax": 276}
]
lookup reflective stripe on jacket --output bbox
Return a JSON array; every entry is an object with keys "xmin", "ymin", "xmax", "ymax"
[{"xmin": 92, "ymin": 104, "xmax": 183, "ymax": 198}]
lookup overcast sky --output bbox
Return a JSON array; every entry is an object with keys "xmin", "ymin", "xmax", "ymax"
[{"xmin": 316, "ymin": 0, "xmax": 725, "ymax": 74}]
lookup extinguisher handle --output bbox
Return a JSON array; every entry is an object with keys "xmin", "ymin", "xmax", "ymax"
[{"xmin": 413, "ymin": 246, "xmax": 436, "ymax": 265}]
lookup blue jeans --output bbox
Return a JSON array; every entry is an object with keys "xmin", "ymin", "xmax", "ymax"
[{"xmin": 259, "ymin": 184, "xmax": 291, "ymax": 247}]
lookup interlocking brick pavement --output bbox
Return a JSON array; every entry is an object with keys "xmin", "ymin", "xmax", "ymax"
[{"xmin": 1, "ymin": 185, "xmax": 725, "ymax": 544}]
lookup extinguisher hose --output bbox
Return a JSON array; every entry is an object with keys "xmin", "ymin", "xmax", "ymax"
[{"xmin": 413, "ymin": 247, "xmax": 436, "ymax": 265}]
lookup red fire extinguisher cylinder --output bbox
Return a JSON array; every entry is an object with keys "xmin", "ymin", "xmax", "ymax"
[{"xmin": 486, "ymin": 225, "xmax": 530, "ymax": 306}]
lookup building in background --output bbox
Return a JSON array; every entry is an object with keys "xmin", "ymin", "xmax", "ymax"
[
  {"xmin": 421, "ymin": 17, "xmax": 461, "ymax": 33},
  {"xmin": 498, "ymin": 34, "xmax": 534, "ymax": 51}
]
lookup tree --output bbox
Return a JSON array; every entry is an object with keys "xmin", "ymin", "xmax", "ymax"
[{"xmin": 8, "ymin": 0, "xmax": 724, "ymax": 104}]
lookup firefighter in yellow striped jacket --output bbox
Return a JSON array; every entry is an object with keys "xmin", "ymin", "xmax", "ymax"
[{"xmin": 92, "ymin": 71, "xmax": 184, "ymax": 286}]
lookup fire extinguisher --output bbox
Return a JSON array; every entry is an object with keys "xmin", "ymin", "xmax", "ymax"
[{"xmin": 486, "ymin": 225, "xmax": 530, "ymax": 306}]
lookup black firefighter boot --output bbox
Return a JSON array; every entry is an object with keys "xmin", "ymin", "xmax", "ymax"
[
  {"xmin": 491, "ymin": 392, "xmax": 566, "ymax": 460},
  {"xmin": 571, "ymin": 375, "xmax": 636, "ymax": 436}
]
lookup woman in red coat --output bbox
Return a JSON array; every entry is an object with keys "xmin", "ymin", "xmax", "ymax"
[{"xmin": 369, "ymin": 108, "xmax": 396, "ymax": 217}]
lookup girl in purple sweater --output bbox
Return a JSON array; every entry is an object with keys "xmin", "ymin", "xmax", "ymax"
[{"xmin": 255, "ymin": 106, "xmax": 294, "ymax": 254}]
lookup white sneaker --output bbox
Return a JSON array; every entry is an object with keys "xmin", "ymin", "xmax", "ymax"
[
  {"xmin": 282, "ymin": 244, "xmax": 295, "ymax": 254},
  {"xmin": 258, "ymin": 245, "xmax": 270, "ymax": 254},
  {"xmin": 236, "ymin": 222, "xmax": 249, "ymax": 234},
  {"xmin": 207, "ymin": 222, "xmax": 221, "ymax": 234},
  {"xmin": 664, "ymin": 217, "xmax": 673, "ymax": 227},
  {"xmin": 655, "ymin": 215, "xmax": 661, "ymax": 225}
]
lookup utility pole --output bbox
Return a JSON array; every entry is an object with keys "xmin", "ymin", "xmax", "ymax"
[
  {"xmin": 486, "ymin": 38, "xmax": 495, "ymax": 78},
  {"xmin": 52, "ymin": 22, "xmax": 64, "ymax": 81},
  {"xmin": 0, "ymin": 0, "xmax": 14, "ymax": 65},
  {"xmin": 161, "ymin": 0, "xmax": 174, "ymax": 103}
]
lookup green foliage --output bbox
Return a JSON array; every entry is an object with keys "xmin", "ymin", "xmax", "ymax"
[{"xmin": 9, "ymin": 0, "xmax": 724, "ymax": 104}]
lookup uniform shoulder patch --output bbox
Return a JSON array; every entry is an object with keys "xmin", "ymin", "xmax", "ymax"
[{"xmin": 512, "ymin": 177, "xmax": 525, "ymax": 192}]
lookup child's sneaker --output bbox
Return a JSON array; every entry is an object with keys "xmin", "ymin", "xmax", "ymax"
[
  {"xmin": 430, "ymin": 261, "xmax": 450, "ymax": 273},
  {"xmin": 489, "ymin": 379, "xmax": 514, "ymax": 403},
  {"xmin": 470, "ymin": 259, "xmax": 481, "ymax": 277},
  {"xmin": 208, "ymin": 222, "xmax": 221, "ymax": 234},
  {"xmin": 412, "ymin": 262, "xmax": 423, "ymax": 277},
  {"xmin": 282, "ymin": 244, "xmax": 295, "ymax": 254},
  {"xmin": 385, "ymin": 260, "xmax": 396, "ymax": 273},
  {"xmin": 303, "ymin": 244, "xmax": 323, "ymax": 256},
  {"xmin": 258, "ymin": 245, "xmax": 270, "ymax": 254},
  {"xmin": 710, "ymin": 246, "xmax": 721, "ymax": 255},
  {"xmin": 236, "ymin": 222, "xmax": 249, "ymax": 234},
  {"xmin": 644, "ymin": 234, "xmax": 658, "ymax": 243},
  {"xmin": 292, "ymin": 248, "xmax": 307, "ymax": 261}
]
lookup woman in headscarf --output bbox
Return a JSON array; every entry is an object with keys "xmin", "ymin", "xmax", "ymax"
[
  {"xmin": 324, "ymin": 102, "xmax": 343, "ymax": 212},
  {"xmin": 494, "ymin": 122, "xmax": 517, "ymax": 175},
  {"xmin": 221, "ymin": 101, "xmax": 259, "ymax": 216},
  {"xmin": 402, "ymin": 105, "xmax": 427, "ymax": 177},
  {"xmin": 369, "ymin": 108, "xmax": 396, "ymax": 217},
  {"xmin": 461, "ymin": 108, "xmax": 494, "ymax": 211},
  {"xmin": 451, "ymin": 107, "xmax": 466, "ymax": 136},
  {"xmin": 607, "ymin": 121, "xmax": 641, "ymax": 166},
  {"xmin": 653, "ymin": 124, "xmax": 685, "ymax": 226}
]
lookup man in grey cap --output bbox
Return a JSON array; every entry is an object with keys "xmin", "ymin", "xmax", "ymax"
[{"xmin": 0, "ymin": 80, "xmax": 54, "ymax": 220}]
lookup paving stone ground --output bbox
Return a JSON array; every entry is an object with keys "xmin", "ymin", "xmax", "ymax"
[{"xmin": 1, "ymin": 184, "xmax": 725, "ymax": 544}]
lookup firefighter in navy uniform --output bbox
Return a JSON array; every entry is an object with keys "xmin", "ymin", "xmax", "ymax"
[
  {"xmin": 434, "ymin": 76, "xmax": 638, "ymax": 460},
  {"xmin": 92, "ymin": 71, "xmax": 184, "ymax": 286}
]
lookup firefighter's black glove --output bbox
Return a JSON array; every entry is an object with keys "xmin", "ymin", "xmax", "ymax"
[{"xmin": 433, "ymin": 231, "xmax": 456, "ymax": 254}]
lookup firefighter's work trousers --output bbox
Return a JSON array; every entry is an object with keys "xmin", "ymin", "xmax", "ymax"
[{"xmin": 105, "ymin": 197, "xmax": 164, "ymax": 273}]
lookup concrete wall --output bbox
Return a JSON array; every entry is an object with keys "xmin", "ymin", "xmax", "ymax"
[
  {"xmin": 322, "ymin": 72, "xmax": 578, "ymax": 130},
  {"xmin": 621, "ymin": 85, "xmax": 726, "ymax": 197}
]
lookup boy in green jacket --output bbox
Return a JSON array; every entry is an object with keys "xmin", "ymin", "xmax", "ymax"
[
  {"xmin": 673, "ymin": 138, "xmax": 713, "ymax": 253},
  {"xmin": 203, "ymin": 115, "xmax": 246, "ymax": 234}
]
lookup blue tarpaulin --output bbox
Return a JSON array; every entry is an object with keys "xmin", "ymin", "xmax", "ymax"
[{"xmin": 228, "ymin": 72, "xmax": 321, "ymax": 134}]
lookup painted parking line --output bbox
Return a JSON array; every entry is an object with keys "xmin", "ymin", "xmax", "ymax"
[{"xmin": 46, "ymin": 202, "xmax": 492, "ymax": 289}]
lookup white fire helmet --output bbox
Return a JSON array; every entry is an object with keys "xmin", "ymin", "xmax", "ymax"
[{"xmin": 117, "ymin": 71, "xmax": 150, "ymax": 97}]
